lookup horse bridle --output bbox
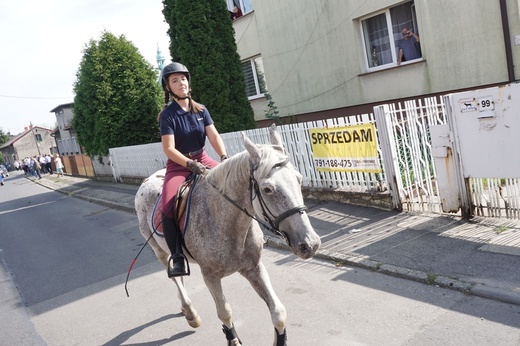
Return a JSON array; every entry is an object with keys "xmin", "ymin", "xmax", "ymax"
[
  {"xmin": 248, "ymin": 157, "xmax": 307, "ymax": 239},
  {"xmin": 209, "ymin": 157, "xmax": 307, "ymax": 240}
]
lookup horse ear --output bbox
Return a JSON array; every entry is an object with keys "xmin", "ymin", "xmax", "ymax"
[
  {"xmin": 269, "ymin": 124, "xmax": 285, "ymax": 153},
  {"xmin": 242, "ymin": 132, "xmax": 262, "ymax": 166}
]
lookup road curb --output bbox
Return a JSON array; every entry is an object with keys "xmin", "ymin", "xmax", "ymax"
[
  {"xmin": 28, "ymin": 177, "xmax": 136, "ymax": 214},
  {"xmin": 264, "ymin": 235, "xmax": 520, "ymax": 307},
  {"xmin": 471, "ymin": 284, "xmax": 520, "ymax": 306}
]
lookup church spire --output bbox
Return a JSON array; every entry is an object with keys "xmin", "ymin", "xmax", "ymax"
[
  {"xmin": 156, "ymin": 45, "xmax": 166, "ymax": 85},
  {"xmin": 156, "ymin": 45, "xmax": 165, "ymax": 71}
]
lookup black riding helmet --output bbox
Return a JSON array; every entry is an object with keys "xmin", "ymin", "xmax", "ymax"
[{"xmin": 161, "ymin": 62, "xmax": 190, "ymax": 92}]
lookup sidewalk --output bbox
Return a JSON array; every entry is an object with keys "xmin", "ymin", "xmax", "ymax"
[{"xmin": 27, "ymin": 172, "xmax": 520, "ymax": 306}]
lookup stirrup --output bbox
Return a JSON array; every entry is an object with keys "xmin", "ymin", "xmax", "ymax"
[{"xmin": 167, "ymin": 254, "xmax": 189, "ymax": 277}]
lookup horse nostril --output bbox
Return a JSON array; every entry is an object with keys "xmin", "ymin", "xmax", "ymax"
[{"xmin": 298, "ymin": 243, "xmax": 309, "ymax": 253}]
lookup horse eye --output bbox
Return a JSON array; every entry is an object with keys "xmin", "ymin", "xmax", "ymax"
[{"xmin": 263, "ymin": 186, "xmax": 274, "ymax": 194}]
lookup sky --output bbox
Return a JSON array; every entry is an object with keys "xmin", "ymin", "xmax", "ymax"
[{"xmin": 0, "ymin": 0, "xmax": 171, "ymax": 135}]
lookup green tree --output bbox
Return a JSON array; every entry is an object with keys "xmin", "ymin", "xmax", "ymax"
[
  {"xmin": 163, "ymin": 0, "xmax": 255, "ymax": 133},
  {"xmin": 0, "ymin": 128, "xmax": 10, "ymax": 146},
  {"xmin": 73, "ymin": 31, "xmax": 162, "ymax": 156}
]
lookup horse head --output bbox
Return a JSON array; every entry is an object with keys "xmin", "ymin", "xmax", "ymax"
[{"xmin": 243, "ymin": 125, "xmax": 321, "ymax": 259}]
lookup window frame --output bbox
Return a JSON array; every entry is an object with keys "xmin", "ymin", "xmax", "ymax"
[
  {"xmin": 360, "ymin": 3, "xmax": 421, "ymax": 72},
  {"xmin": 241, "ymin": 56, "xmax": 267, "ymax": 100},
  {"xmin": 226, "ymin": 0, "xmax": 253, "ymax": 16}
]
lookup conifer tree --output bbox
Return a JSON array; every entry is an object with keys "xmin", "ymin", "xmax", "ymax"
[
  {"xmin": 162, "ymin": 0, "xmax": 255, "ymax": 133},
  {"xmin": 73, "ymin": 31, "xmax": 162, "ymax": 156}
]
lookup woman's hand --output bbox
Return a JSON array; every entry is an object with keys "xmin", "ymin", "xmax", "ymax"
[{"xmin": 186, "ymin": 159, "xmax": 207, "ymax": 174}]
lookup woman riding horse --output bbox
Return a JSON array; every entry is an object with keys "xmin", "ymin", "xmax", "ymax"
[{"xmin": 158, "ymin": 62, "xmax": 228, "ymax": 278}]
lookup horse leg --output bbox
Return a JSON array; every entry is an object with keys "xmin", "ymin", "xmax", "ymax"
[
  {"xmin": 240, "ymin": 262, "xmax": 287, "ymax": 346},
  {"xmin": 203, "ymin": 275, "xmax": 242, "ymax": 345},
  {"xmin": 172, "ymin": 276, "xmax": 201, "ymax": 328},
  {"xmin": 146, "ymin": 236, "xmax": 201, "ymax": 328}
]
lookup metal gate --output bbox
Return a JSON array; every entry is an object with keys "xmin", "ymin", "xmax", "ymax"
[
  {"xmin": 376, "ymin": 89, "xmax": 520, "ymax": 219},
  {"xmin": 375, "ymin": 97, "xmax": 446, "ymax": 213},
  {"xmin": 437, "ymin": 84, "xmax": 520, "ymax": 219}
]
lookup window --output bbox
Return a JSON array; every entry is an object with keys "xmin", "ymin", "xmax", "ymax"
[
  {"xmin": 35, "ymin": 134, "xmax": 42, "ymax": 142},
  {"xmin": 227, "ymin": 0, "xmax": 252, "ymax": 16},
  {"xmin": 361, "ymin": 2, "xmax": 421, "ymax": 71},
  {"xmin": 241, "ymin": 56, "xmax": 267, "ymax": 99}
]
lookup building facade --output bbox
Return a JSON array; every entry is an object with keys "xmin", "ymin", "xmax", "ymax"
[
  {"xmin": 0, "ymin": 126, "xmax": 54, "ymax": 164},
  {"xmin": 50, "ymin": 102, "xmax": 82, "ymax": 156},
  {"xmin": 230, "ymin": 0, "xmax": 520, "ymax": 123}
]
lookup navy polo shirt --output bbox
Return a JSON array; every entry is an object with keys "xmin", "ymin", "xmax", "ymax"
[{"xmin": 159, "ymin": 101, "xmax": 214, "ymax": 154}]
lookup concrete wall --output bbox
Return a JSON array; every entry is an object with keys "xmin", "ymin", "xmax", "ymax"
[
  {"xmin": 234, "ymin": 0, "xmax": 520, "ymax": 120},
  {"xmin": 233, "ymin": 12, "xmax": 270, "ymax": 121}
]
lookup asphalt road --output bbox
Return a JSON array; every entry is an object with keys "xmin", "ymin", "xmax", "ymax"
[{"xmin": 1, "ymin": 173, "xmax": 519, "ymax": 345}]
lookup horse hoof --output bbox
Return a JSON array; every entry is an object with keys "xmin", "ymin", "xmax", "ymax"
[
  {"xmin": 228, "ymin": 338, "xmax": 242, "ymax": 346},
  {"xmin": 187, "ymin": 314, "xmax": 201, "ymax": 328}
]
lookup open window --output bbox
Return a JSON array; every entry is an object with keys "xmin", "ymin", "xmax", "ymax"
[
  {"xmin": 227, "ymin": 0, "xmax": 252, "ymax": 18},
  {"xmin": 241, "ymin": 56, "xmax": 267, "ymax": 99},
  {"xmin": 360, "ymin": 2, "xmax": 421, "ymax": 71}
]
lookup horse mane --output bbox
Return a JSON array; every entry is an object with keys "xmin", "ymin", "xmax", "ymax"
[{"xmin": 205, "ymin": 144, "xmax": 287, "ymax": 194}]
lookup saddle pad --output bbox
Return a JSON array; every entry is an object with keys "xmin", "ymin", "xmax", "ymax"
[
  {"xmin": 152, "ymin": 175, "xmax": 202, "ymax": 236},
  {"xmin": 152, "ymin": 195, "xmax": 165, "ymax": 236},
  {"xmin": 152, "ymin": 196, "xmax": 187, "ymax": 236}
]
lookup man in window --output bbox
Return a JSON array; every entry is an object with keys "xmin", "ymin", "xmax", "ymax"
[{"xmin": 397, "ymin": 27, "xmax": 421, "ymax": 65}]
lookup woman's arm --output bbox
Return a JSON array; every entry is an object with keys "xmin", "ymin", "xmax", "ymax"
[
  {"xmin": 206, "ymin": 124, "xmax": 227, "ymax": 159},
  {"xmin": 161, "ymin": 134, "xmax": 191, "ymax": 167}
]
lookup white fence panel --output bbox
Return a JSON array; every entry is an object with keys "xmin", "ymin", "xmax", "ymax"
[
  {"xmin": 91, "ymin": 155, "xmax": 113, "ymax": 177},
  {"xmin": 109, "ymin": 143, "xmax": 165, "ymax": 181},
  {"xmin": 109, "ymin": 115, "xmax": 383, "ymax": 193}
]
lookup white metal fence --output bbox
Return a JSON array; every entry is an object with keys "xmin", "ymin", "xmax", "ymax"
[
  {"xmin": 376, "ymin": 97, "xmax": 446, "ymax": 213},
  {"xmin": 100, "ymin": 95, "xmax": 520, "ymax": 219}
]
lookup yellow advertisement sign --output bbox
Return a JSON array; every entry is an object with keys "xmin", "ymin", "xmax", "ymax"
[{"xmin": 309, "ymin": 123, "xmax": 382, "ymax": 173}]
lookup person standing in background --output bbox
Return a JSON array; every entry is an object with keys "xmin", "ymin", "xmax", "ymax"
[
  {"xmin": 54, "ymin": 154, "xmax": 64, "ymax": 178},
  {"xmin": 45, "ymin": 154, "xmax": 52, "ymax": 174}
]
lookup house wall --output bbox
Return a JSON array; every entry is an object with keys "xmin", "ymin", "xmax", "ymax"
[
  {"xmin": 233, "ymin": 12, "xmax": 271, "ymax": 121},
  {"xmin": 14, "ymin": 128, "xmax": 54, "ymax": 161},
  {"xmin": 235, "ymin": 0, "xmax": 520, "ymax": 120},
  {"xmin": 54, "ymin": 105, "xmax": 81, "ymax": 155},
  {"xmin": 1, "ymin": 146, "xmax": 16, "ymax": 165}
]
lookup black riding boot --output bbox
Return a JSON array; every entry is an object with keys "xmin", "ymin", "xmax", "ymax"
[{"xmin": 162, "ymin": 214, "xmax": 188, "ymax": 277}]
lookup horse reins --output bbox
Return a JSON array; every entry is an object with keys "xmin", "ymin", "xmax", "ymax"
[{"xmin": 209, "ymin": 157, "xmax": 307, "ymax": 241}]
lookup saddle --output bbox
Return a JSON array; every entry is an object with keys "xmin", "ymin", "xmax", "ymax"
[{"xmin": 152, "ymin": 174, "xmax": 201, "ymax": 236}]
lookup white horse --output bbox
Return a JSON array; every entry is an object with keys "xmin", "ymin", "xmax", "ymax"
[{"xmin": 134, "ymin": 125, "xmax": 321, "ymax": 345}]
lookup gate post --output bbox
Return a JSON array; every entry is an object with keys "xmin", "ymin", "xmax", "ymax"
[
  {"xmin": 443, "ymin": 95, "xmax": 473, "ymax": 219},
  {"xmin": 374, "ymin": 105, "xmax": 403, "ymax": 211}
]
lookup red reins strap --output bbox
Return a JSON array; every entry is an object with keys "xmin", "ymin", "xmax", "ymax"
[{"xmin": 124, "ymin": 231, "xmax": 154, "ymax": 297}]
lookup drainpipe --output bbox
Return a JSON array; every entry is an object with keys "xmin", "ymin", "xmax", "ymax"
[{"xmin": 499, "ymin": 0, "xmax": 515, "ymax": 82}]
